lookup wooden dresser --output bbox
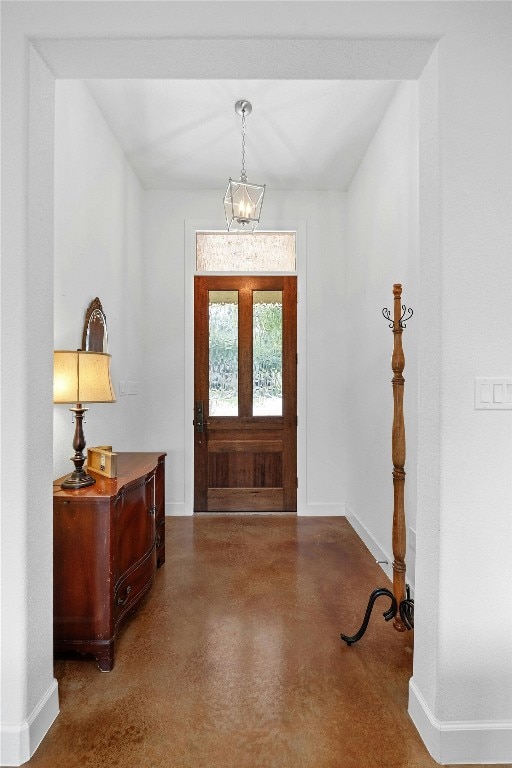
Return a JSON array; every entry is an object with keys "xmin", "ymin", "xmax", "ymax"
[{"xmin": 53, "ymin": 451, "xmax": 166, "ymax": 671}]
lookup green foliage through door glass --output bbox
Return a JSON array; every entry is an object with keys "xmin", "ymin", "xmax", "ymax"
[
  {"xmin": 209, "ymin": 291, "xmax": 238, "ymax": 415},
  {"xmin": 253, "ymin": 292, "xmax": 282, "ymax": 416}
]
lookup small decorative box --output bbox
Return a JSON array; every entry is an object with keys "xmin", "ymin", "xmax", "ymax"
[{"xmin": 87, "ymin": 446, "xmax": 118, "ymax": 478}]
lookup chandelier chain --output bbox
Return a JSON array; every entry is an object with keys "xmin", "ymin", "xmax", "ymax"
[{"xmin": 241, "ymin": 107, "xmax": 247, "ymax": 180}]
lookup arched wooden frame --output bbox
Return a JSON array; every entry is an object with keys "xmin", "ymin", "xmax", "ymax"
[{"xmin": 81, "ymin": 297, "xmax": 109, "ymax": 353}]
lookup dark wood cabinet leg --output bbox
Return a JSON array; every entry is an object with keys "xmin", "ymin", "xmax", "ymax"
[{"xmin": 96, "ymin": 643, "xmax": 114, "ymax": 672}]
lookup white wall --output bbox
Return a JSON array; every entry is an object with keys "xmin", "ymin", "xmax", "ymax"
[
  {"xmin": 1, "ymin": 43, "xmax": 58, "ymax": 768},
  {"xmin": 345, "ymin": 81, "xmax": 419, "ymax": 587},
  {"xmin": 143, "ymin": 189, "xmax": 346, "ymax": 515},
  {"xmin": 53, "ymin": 81, "xmax": 146, "ymax": 479},
  {"xmin": 411, "ymin": 17, "xmax": 512, "ymax": 761}
]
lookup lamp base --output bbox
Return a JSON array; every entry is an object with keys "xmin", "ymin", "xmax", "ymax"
[
  {"xmin": 61, "ymin": 470, "xmax": 96, "ymax": 490},
  {"xmin": 61, "ymin": 404, "xmax": 97, "ymax": 490}
]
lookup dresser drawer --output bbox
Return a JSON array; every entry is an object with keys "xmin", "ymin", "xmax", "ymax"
[
  {"xmin": 114, "ymin": 476, "xmax": 156, "ymax": 582},
  {"xmin": 114, "ymin": 545, "xmax": 156, "ymax": 625}
]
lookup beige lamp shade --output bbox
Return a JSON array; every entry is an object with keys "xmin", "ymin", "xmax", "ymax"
[{"xmin": 53, "ymin": 350, "xmax": 116, "ymax": 404}]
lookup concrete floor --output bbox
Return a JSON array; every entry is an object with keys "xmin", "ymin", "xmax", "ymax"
[{"xmin": 27, "ymin": 517, "xmax": 476, "ymax": 767}]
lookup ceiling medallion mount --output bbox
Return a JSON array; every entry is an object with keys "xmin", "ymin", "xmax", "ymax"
[
  {"xmin": 224, "ymin": 99, "xmax": 265, "ymax": 232},
  {"xmin": 234, "ymin": 99, "xmax": 252, "ymax": 117}
]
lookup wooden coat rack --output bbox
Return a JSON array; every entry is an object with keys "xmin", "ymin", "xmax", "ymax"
[{"xmin": 341, "ymin": 284, "xmax": 414, "ymax": 645}]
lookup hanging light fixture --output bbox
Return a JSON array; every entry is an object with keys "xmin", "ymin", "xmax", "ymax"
[{"xmin": 224, "ymin": 100, "xmax": 265, "ymax": 232}]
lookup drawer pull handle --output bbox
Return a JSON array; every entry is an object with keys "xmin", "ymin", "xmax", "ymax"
[
  {"xmin": 149, "ymin": 505, "xmax": 157, "ymax": 517},
  {"xmin": 116, "ymin": 585, "xmax": 132, "ymax": 606}
]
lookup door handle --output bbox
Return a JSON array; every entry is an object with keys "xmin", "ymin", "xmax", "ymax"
[{"xmin": 194, "ymin": 401, "xmax": 204, "ymax": 433}]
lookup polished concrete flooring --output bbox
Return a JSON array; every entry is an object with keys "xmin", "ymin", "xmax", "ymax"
[{"xmin": 28, "ymin": 517, "xmax": 477, "ymax": 767}]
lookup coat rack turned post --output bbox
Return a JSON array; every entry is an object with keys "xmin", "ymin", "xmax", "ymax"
[
  {"xmin": 390, "ymin": 283, "xmax": 407, "ymax": 631},
  {"xmin": 340, "ymin": 284, "xmax": 414, "ymax": 646}
]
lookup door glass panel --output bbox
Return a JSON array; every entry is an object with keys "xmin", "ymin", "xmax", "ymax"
[
  {"xmin": 253, "ymin": 291, "xmax": 283, "ymax": 416},
  {"xmin": 209, "ymin": 291, "xmax": 238, "ymax": 416}
]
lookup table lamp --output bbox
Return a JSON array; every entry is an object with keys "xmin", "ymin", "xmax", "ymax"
[{"xmin": 54, "ymin": 350, "xmax": 116, "ymax": 489}]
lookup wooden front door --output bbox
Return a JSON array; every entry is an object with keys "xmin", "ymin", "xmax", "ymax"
[{"xmin": 194, "ymin": 276, "xmax": 297, "ymax": 512}]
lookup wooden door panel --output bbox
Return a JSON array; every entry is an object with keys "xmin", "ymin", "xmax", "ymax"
[
  {"xmin": 253, "ymin": 453, "xmax": 283, "ymax": 486},
  {"xmin": 208, "ymin": 437, "xmax": 283, "ymax": 452},
  {"xmin": 209, "ymin": 451, "xmax": 282, "ymax": 487},
  {"xmin": 207, "ymin": 488, "xmax": 285, "ymax": 512},
  {"xmin": 207, "ymin": 428, "xmax": 284, "ymax": 452},
  {"xmin": 194, "ymin": 275, "xmax": 296, "ymax": 513}
]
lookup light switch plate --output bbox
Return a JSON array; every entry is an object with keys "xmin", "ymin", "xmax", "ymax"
[
  {"xmin": 474, "ymin": 377, "xmax": 512, "ymax": 409},
  {"xmin": 119, "ymin": 380, "xmax": 138, "ymax": 396}
]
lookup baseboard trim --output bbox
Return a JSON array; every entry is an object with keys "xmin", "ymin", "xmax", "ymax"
[
  {"xmin": 345, "ymin": 507, "xmax": 416, "ymax": 596},
  {"xmin": 165, "ymin": 501, "xmax": 189, "ymax": 516},
  {"xmin": 345, "ymin": 505, "xmax": 393, "ymax": 583},
  {"xmin": 297, "ymin": 502, "xmax": 345, "ymax": 517},
  {"xmin": 0, "ymin": 678, "xmax": 59, "ymax": 766},
  {"xmin": 409, "ymin": 678, "xmax": 512, "ymax": 764},
  {"xmin": 166, "ymin": 502, "xmax": 345, "ymax": 517}
]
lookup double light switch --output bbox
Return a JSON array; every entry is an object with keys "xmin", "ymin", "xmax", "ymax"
[{"xmin": 474, "ymin": 378, "xmax": 512, "ymax": 410}]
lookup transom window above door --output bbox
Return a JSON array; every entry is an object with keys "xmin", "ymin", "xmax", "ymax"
[{"xmin": 196, "ymin": 231, "xmax": 296, "ymax": 272}]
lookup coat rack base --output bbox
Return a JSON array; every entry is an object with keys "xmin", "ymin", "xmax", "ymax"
[{"xmin": 340, "ymin": 586, "xmax": 414, "ymax": 646}]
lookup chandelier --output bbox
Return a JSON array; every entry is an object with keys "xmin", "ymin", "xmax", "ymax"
[{"xmin": 224, "ymin": 100, "xmax": 265, "ymax": 232}]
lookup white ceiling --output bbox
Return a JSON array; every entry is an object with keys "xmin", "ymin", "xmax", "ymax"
[{"xmin": 85, "ymin": 79, "xmax": 399, "ymax": 192}]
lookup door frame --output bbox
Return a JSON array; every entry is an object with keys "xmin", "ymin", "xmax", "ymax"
[{"xmin": 184, "ymin": 219, "xmax": 307, "ymax": 515}]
